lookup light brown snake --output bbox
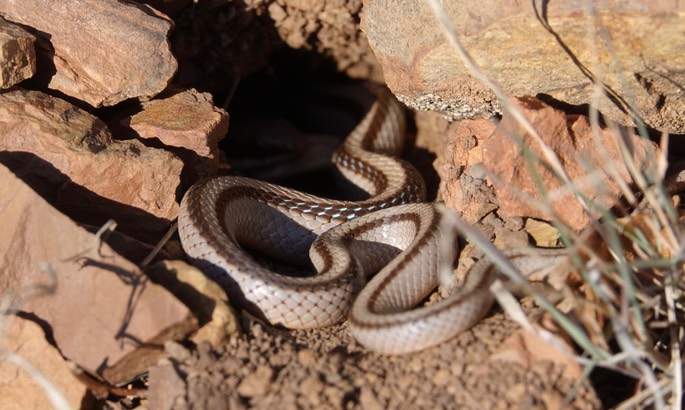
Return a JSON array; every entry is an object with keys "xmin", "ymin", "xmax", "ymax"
[{"xmin": 178, "ymin": 87, "xmax": 549, "ymax": 354}]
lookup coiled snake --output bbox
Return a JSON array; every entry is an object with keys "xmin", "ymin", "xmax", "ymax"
[{"xmin": 179, "ymin": 87, "xmax": 510, "ymax": 354}]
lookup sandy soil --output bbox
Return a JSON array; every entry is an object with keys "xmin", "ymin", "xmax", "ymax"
[{"xmin": 145, "ymin": 296, "xmax": 602, "ymax": 409}]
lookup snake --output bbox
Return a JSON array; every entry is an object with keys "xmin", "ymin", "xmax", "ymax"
[{"xmin": 178, "ymin": 87, "xmax": 540, "ymax": 354}]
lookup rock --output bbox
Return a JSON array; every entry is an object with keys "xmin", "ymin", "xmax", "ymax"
[
  {"xmin": 0, "ymin": 0, "xmax": 177, "ymax": 107},
  {"xmin": 164, "ymin": 340, "xmax": 192, "ymax": 363},
  {"xmin": 267, "ymin": 0, "xmax": 383, "ymax": 80},
  {"xmin": 170, "ymin": 1, "xmax": 279, "ymax": 91},
  {"xmin": 524, "ymin": 219, "xmax": 562, "ymax": 248},
  {"xmin": 362, "ymin": 0, "xmax": 685, "ymax": 133},
  {"xmin": 0, "ymin": 88, "xmax": 182, "ymax": 241},
  {"xmin": 482, "ymin": 96, "xmax": 659, "ymax": 230},
  {"xmin": 123, "ymin": 89, "xmax": 229, "ymax": 180},
  {"xmin": 0, "ymin": 316, "xmax": 93, "ymax": 409},
  {"xmin": 0, "ymin": 164, "xmax": 198, "ymax": 385},
  {"xmin": 504, "ymin": 384, "xmax": 527, "ymax": 405},
  {"xmin": 431, "ymin": 368, "xmax": 451, "ymax": 386},
  {"xmin": 296, "ymin": 348, "xmax": 318, "ymax": 366},
  {"xmin": 439, "ymin": 117, "xmax": 498, "ymax": 223},
  {"xmin": 442, "ymin": 97, "xmax": 659, "ymax": 230},
  {"xmin": 0, "ymin": 16, "xmax": 35, "ymax": 88},
  {"xmin": 412, "ymin": 110, "xmax": 458, "ymax": 199}
]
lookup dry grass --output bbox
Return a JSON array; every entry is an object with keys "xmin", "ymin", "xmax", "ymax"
[{"xmin": 426, "ymin": 0, "xmax": 684, "ymax": 407}]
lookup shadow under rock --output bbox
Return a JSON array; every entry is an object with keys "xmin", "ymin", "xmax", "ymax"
[{"xmin": 0, "ymin": 151, "xmax": 173, "ymax": 245}]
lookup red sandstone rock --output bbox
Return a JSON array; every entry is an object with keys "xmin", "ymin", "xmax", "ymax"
[
  {"xmin": 0, "ymin": 88, "xmax": 182, "ymax": 241},
  {"xmin": 124, "ymin": 89, "xmax": 229, "ymax": 179},
  {"xmin": 0, "ymin": 164, "xmax": 198, "ymax": 385},
  {"xmin": 439, "ymin": 117, "xmax": 499, "ymax": 223},
  {"xmin": 0, "ymin": 16, "xmax": 35, "ymax": 89},
  {"xmin": 0, "ymin": 0, "xmax": 177, "ymax": 107},
  {"xmin": 441, "ymin": 97, "xmax": 660, "ymax": 230}
]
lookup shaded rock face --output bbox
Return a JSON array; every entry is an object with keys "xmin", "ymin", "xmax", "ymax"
[
  {"xmin": 267, "ymin": 0, "xmax": 383, "ymax": 80},
  {"xmin": 362, "ymin": 0, "xmax": 685, "ymax": 133},
  {"xmin": 0, "ymin": 164, "xmax": 198, "ymax": 386}
]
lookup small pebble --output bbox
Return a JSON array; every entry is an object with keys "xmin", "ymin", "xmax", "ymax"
[
  {"xmin": 237, "ymin": 365, "xmax": 274, "ymax": 397},
  {"xmin": 297, "ymin": 348, "xmax": 318, "ymax": 366}
]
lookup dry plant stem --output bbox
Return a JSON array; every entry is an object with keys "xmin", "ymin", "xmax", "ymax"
[
  {"xmin": 616, "ymin": 377, "xmax": 672, "ymax": 410},
  {"xmin": 473, "ymin": 164, "xmax": 586, "ymax": 251},
  {"xmin": 603, "ymin": 212, "xmax": 649, "ymax": 340},
  {"xmin": 612, "ymin": 122, "xmax": 677, "ymax": 249},
  {"xmin": 586, "ymin": 87, "xmax": 638, "ymax": 207},
  {"xmin": 583, "ymin": 5, "xmax": 679, "ymax": 407},
  {"xmin": 439, "ymin": 207, "xmax": 610, "ymax": 360},
  {"xmin": 438, "ymin": 205, "xmax": 524, "ymax": 287},
  {"xmin": 665, "ymin": 279, "xmax": 683, "ymax": 408},
  {"xmin": 490, "ymin": 279, "xmax": 582, "ymax": 363},
  {"xmin": 430, "ymin": 1, "xmax": 682, "ymax": 406},
  {"xmin": 438, "ymin": 208, "xmax": 606, "ymax": 363},
  {"xmin": 612, "ymin": 303, "xmax": 666, "ymax": 409},
  {"xmin": 64, "ymin": 219, "xmax": 118, "ymax": 262},
  {"xmin": 140, "ymin": 221, "xmax": 178, "ymax": 269},
  {"xmin": 489, "ymin": 280, "xmax": 531, "ymax": 330},
  {"xmin": 437, "ymin": 207, "xmax": 604, "ymax": 363},
  {"xmin": 95, "ymin": 219, "xmax": 118, "ymax": 241},
  {"xmin": 586, "ymin": 2, "xmax": 677, "ymax": 247},
  {"xmin": 584, "ymin": 0, "xmax": 648, "ymax": 134},
  {"xmin": 588, "ymin": 61, "xmax": 675, "ymax": 410},
  {"xmin": 633, "ymin": 164, "xmax": 678, "ymax": 251},
  {"xmin": 476, "ymin": 167, "xmax": 612, "ymax": 272},
  {"xmin": 425, "ymin": 0, "xmax": 613, "ymax": 354}
]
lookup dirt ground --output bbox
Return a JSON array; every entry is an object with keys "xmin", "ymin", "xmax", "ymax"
[{"xmin": 143, "ymin": 295, "xmax": 603, "ymax": 409}]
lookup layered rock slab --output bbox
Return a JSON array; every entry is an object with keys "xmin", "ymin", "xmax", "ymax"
[
  {"xmin": 0, "ymin": 0, "xmax": 177, "ymax": 106},
  {"xmin": 362, "ymin": 0, "xmax": 685, "ymax": 133},
  {"xmin": 0, "ymin": 88, "xmax": 182, "ymax": 241}
]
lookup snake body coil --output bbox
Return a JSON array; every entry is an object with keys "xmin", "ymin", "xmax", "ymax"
[{"xmin": 178, "ymin": 88, "xmax": 497, "ymax": 354}]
